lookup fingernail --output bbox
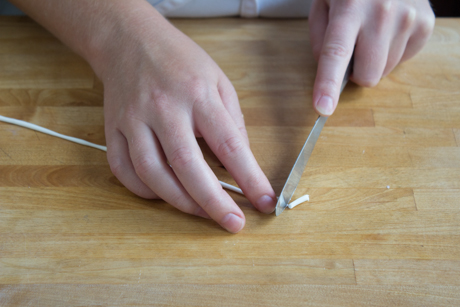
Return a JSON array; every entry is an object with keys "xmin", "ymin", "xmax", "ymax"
[
  {"xmin": 316, "ymin": 95, "xmax": 334, "ymax": 116},
  {"xmin": 221, "ymin": 213, "xmax": 244, "ymax": 233},
  {"xmin": 257, "ymin": 195, "xmax": 276, "ymax": 214},
  {"xmin": 195, "ymin": 207, "xmax": 211, "ymax": 219}
]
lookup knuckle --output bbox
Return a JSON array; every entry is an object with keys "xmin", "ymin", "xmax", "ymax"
[
  {"xmin": 377, "ymin": 0, "xmax": 392, "ymax": 18},
  {"xmin": 108, "ymin": 151, "xmax": 158, "ymax": 200},
  {"xmin": 216, "ymin": 136, "xmax": 245, "ymax": 159},
  {"xmin": 187, "ymin": 77, "xmax": 211, "ymax": 103},
  {"xmin": 418, "ymin": 12, "xmax": 435, "ymax": 37},
  {"xmin": 400, "ymin": 7, "xmax": 417, "ymax": 31},
  {"xmin": 321, "ymin": 42, "xmax": 351, "ymax": 60},
  {"xmin": 168, "ymin": 146, "xmax": 196, "ymax": 170},
  {"xmin": 132, "ymin": 154, "xmax": 158, "ymax": 178},
  {"xmin": 374, "ymin": 1, "xmax": 392, "ymax": 31},
  {"xmin": 150, "ymin": 93, "xmax": 171, "ymax": 116}
]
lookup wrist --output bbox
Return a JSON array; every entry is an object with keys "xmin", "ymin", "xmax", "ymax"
[{"xmin": 82, "ymin": 1, "xmax": 170, "ymax": 81}]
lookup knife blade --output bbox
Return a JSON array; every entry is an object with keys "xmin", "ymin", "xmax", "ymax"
[{"xmin": 275, "ymin": 59, "xmax": 353, "ymax": 216}]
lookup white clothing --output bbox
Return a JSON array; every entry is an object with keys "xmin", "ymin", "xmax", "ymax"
[
  {"xmin": 153, "ymin": 0, "xmax": 312, "ymax": 18},
  {"xmin": 1, "ymin": 0, "xmax": 312, "ymax": 17}
]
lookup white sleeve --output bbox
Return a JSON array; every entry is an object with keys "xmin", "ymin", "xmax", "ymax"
[
  {"xmin": 258, "ymin": 0, "xmax": 312, "ymax": 18},
  {"xmin": 165, "ymin": 0, "xmax": 241, "ymax": 18},
  {"xmin": 240, "ymin": 0, "xmax": 312, "ymax": 18},
  {"xmin": 155, "ymin": 0, "xmax": 312, "ymax": 18},
  {"xmin": 1, "ymin": 0, "xmax": 312, "ymax": 18}
]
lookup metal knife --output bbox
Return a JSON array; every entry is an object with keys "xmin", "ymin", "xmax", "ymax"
[{"xmin": 275, "ymin": 60, "xmax": 353, "ymax": 216}]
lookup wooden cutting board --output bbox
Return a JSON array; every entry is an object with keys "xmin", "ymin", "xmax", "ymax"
[{"xmin": 0, "ymin": 16, "xmax": 459, "ymax": 306}]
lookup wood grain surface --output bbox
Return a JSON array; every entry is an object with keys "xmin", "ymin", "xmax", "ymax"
[{"xmin": 1, "ymin": 16, "xmax": 459, "ymax": 306}]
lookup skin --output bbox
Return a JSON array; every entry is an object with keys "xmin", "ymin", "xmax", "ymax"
[
  {"xmin": 10, "ymin": 0, "xmax": 434, "ymax": 233},
  {"xmin": 309, "ymin": 0, "xmax": 435, "ymax": 115}
]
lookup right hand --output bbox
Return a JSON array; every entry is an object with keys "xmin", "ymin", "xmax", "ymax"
[
  {"xmin": 308, "ymin": 0, "xmax": 435, "ymax": 116},
  {"xmin": 96, "ymin": 6, "xmax": 277, "ymax": 233}
]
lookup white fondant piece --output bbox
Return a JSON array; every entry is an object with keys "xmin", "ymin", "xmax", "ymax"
[{"xmin": 287, "ymin": 194, "xmax": 309, "ymax": 209}]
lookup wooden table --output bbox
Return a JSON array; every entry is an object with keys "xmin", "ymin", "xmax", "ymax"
[{"xmin": 1, "ymin": 16, "xmax": 459, "ymax": 306}]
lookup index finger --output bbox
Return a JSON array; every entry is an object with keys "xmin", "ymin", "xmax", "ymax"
[
  {"xmin": 313, "ymin": 7, "xmax": 360, "ymax": 116},
  {"xmin": 195, "ymin": 94, "xmax": 277, "ymax": 215}
]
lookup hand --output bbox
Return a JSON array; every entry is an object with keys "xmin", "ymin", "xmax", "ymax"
[
  {"xmin": 10, "ymin": 0, "xmax": 277, "ymax": 233},
  {"xmin": 309, "ymin": 0, "xmax": 435, "ymax": 116},
  {"xmin": 98, "ymin": 6, "xmax": 277, "ymax": 233}
]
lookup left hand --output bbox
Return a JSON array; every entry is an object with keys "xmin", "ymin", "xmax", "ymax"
[{"xmin": 309, "ymin": 0, "xmax": 435, "ymax": 116}]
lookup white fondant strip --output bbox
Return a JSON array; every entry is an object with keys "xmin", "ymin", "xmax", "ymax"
[
  {"xmin": 219, "ymin": 181, "xmax": 244, "ymax": 194},
  {"xmin": 0, "ymin": 115, "xmax": 107, "ymax": 151}
]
